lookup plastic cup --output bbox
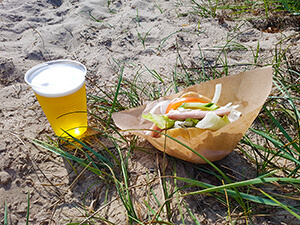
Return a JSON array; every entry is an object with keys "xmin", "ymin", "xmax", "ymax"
[{"xmin": 25, "ymin": 60, "xmax": 88, "ymax": 137}]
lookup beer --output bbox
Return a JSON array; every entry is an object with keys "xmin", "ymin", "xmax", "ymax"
[{"xmin": 25, "ymin": 60, "xmax": 88, "ymax": 137}]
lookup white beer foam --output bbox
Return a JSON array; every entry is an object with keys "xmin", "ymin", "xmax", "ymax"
[{"xmin": 30, "ymin": 66, "xmax": 85, "ymax": 97}]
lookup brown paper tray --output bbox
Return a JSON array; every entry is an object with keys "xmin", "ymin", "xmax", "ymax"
[{"xmin": 112, "ymin": 67, "xmax": 273, "ymax": 163}]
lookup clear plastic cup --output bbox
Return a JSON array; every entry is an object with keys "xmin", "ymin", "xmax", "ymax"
[{"xmin": 25, "ymin": 60, "xmax": 88, "ymax": 137}]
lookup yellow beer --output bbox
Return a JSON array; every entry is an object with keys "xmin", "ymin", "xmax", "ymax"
[{"xmin": 25, "ymin": 60, "xmax": 88, "ymax": 137}]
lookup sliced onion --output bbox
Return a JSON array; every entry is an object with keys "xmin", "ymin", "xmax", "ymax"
[
  {"xmin": 211, "ymin": 83, "xmax": 222, "ymax": 104},
  {"xmin": 149, "ymin": 100, "xmax": 171, "ymax": 115}
]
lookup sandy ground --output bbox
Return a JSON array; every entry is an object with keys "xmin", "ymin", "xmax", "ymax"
[{"xmin": 1, "ymin": 0, "xmax": 299, "ymax": 224}]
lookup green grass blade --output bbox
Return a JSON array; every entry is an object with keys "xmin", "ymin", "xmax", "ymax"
[
  {"xmin": 273, "ymin": 77, "xmax": 300, "ymax": 120},
  {"xmin": 63, "ymin": 131, "xmax": 113, "ymax": 167},
  {"xmin": 259, "ymin": 189, "xmax": 300, "ymax": 219},
  {"xmin": 113, "ymin": 143, "xmax": 138, "ymax": 224},
  {"xmin": 144, "ymin": 65, "xmax": 164, "ymax": 83},
  {"xmin": 106, "ymin": 58, "xmax": 124, "ymax": 129},
  {"xmin": 4, "ymin": 202, "xmax": 8, "ymax": 225},
  {"xmin": 159, "ymin": 30, "xmax": 183, "ymax": 51},
  {"xmin": 173, "ymin": 161, "xmax": 185, "ymax": 224},
  {"xmin": 250, "ymin": 128, "xmax": 300, "ymax": 164},
  {"xmin": 143, "ymin": 200, "xmax": 164, "ymax": 222},
  {"xmin": 175, "ymin": 176, "xmax": 300, "ymax": 209},
  {"xmin": 263, "ymin": 106, "xmax": 299, "ymax": 152},
  {"xmin": 32, "ymin": 139, "xmax": 103, "ymax": 176},
  {"xmin": 182, "ymin": 200, "xmax": 202, "ymax": 225}
]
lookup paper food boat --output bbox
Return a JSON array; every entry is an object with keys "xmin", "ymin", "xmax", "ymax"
[{"xmin": 112, "ymin": 67, "xmax": 273, "ymax": 163}]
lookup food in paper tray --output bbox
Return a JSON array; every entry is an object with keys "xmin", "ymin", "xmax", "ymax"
[
  {"xmin": 112, "ymin": 66, "xmax": 273, "ymax": 163},
  {"xmin": 143, "ymin": 84, "xmax": 241, "ymax": 137}
]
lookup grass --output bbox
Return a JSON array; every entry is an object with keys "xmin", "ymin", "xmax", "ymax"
[
  {"xmin": 4, "ymin": 202, "xmax": 7, "ymax": 225},
  {"xmin": 15, "ymin": 0, "xmax": 300, "ymax": 224},
  {"xmin": 191, "ymin": 0, "xmax": 300, "ymax": 19}
]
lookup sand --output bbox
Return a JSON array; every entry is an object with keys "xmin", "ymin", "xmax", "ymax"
[{"xmin": 1, "ymin": 0, "xmax": 299, "ymax": 224}]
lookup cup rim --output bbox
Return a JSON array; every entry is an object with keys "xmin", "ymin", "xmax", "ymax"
[{"xmin": 24, "ymin": 59, "xmax": 87, "ymax": 97}]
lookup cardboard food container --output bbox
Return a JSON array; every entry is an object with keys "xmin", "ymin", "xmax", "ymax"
[{"xmin": 112, "ymin": 67, "xmax": 273, "ymax": 164}]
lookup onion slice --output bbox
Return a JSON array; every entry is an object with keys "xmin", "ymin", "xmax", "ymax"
[
  {"xmin": 149, "ymin": 100, "xmax": 171, "ymax": 115},
  {"xmin": 211, "ymin": 83, "xmax": 222, "ymax": 104}
]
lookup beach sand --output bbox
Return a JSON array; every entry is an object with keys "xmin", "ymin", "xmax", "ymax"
[{"xmin": 1, "ymin": 0, "xmax": 299, "ymax": 224}]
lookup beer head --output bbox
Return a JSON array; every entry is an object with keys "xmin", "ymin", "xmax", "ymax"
[
  {"xmin": 24, "ymin": 60, "xmax": 88, "ymax": 137},
  {"xmin": 25, "ymin": 60, "xmax": 86, "ymax": 97}
]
